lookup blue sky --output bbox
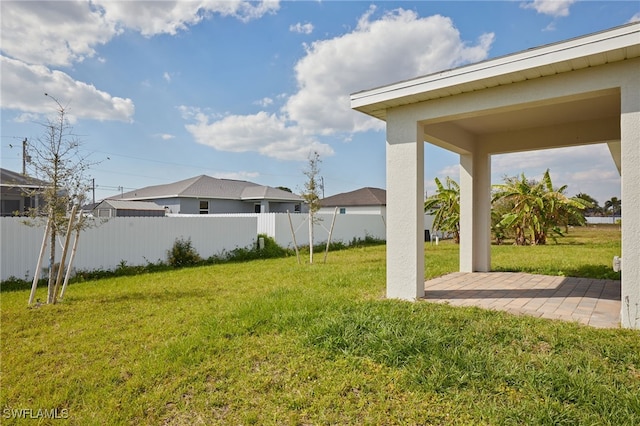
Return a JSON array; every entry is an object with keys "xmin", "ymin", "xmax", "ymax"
[{"xmin": 1, "ymin": 1, "xmax": 638, "ymax": 205}]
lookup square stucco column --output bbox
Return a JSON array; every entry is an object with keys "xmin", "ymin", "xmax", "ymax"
[
  {"xmin": 459, "ymin": 150, "xmax": 491, "ymax": 272},
  {"xmin": 621, "ymin": 82, "xmax": 640, "ymax": 329},
  {"xmin": 386, "ymin": 114, "xmax": 425, "ymax": 300}
]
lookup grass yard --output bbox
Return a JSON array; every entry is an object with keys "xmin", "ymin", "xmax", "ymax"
[{"xmin": 1, "ymin": 225, "xmax": 638, "ymax": 425}]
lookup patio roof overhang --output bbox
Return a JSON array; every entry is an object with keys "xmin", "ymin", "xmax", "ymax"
[
  {"xmin": 351, "ymin": 23, "xmax": 640, "ymax": 121},
  {"xmin": 352, "ymin": 23, "xmax": 639, "ymax": 168}
]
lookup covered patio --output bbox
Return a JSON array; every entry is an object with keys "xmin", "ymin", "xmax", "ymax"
[{"xmin": 351, "ymin": 23, "xmax": 640, "ymax": 329}]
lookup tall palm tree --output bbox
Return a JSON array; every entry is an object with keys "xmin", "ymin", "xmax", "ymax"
[
  {"xmin": 603, "ymin": 196, "xmax": 622, "ymax": 223},
  {"xmin": 424, "ymin": 177, "xmax": 460, "ymax": 243}
]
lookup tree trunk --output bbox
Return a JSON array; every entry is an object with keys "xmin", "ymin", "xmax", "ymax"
[{"xmin": 308, "ymin": 210, "xmax": 314, "ymax": 264}]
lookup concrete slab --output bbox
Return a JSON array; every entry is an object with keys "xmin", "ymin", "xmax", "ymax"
[{"xmin": 423, "ymin": 272, "xmax": 620, "ymax": 328}]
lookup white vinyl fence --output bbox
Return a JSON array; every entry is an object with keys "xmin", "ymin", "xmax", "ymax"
[
  {"xmin": 1, "ymin": 216, "xmax": 256, "ymax": 281},
  {"xmin": 169, "ymin": 212, "xmax": 387, "ymax": 249},
  {"xmin": 1, "ymin": 213, "xmax": 387, "ymax": 281}
]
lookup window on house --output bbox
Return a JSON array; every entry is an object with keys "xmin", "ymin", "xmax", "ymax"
[
  {"xmin": 254, "ymin": 204, "xmax": 261, "ymax": 213},
  {"xmin": 294, "ymin": 204, "xmax": 301, "ymax": 212},
  {"xmin": 199, "ymin": 200, "xmax": 209, "ymax": 214},
  {"xmin": 339, "ymin": 208, "xmax": 346, "ymax": 214}
]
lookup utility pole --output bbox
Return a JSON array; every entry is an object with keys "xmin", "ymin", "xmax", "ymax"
[
  {"xmin": 92, "ymin": 178, "xmax": 95, "ymax": 204},
  {"xmin": 22, "ymin": 138, "xmax": 28, "ymax": 175}
]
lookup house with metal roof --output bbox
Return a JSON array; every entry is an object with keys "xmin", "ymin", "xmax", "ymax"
[
  {"xmin": 319, "ymin": 187, "xmax": 386, "ymax": 215},
  {"xmin": 351, "ymin": 22, "xmax": 640, "ymax": 329},
  {"xmin": 0, "ymin": 168, "xmax": 47, "ymax": 216},
  {"xmin": 111, "ymin": 175, "xmax": 304, "ymax": 214}
]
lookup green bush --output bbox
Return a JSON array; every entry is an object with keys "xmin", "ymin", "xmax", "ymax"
[
  {"xmin": 167, "ymin": 237, "xmax": 202, "ymax": 268},
  {"xmin": 208, "ymin": 234, "xmax": 291, "ymax": 263}
]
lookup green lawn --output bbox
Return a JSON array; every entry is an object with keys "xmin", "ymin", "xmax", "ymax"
[{"xmin": 2, "ymin": 225, "xmax": 638, "ymax": 425}]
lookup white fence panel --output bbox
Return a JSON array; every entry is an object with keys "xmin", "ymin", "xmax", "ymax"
[
  {"xmin": 1, "ymin": 218, "xmax": 48, "ymax": 281},
  {"xmin": 1, "ymin": 213, "xmax": 389, "ymax": 281},
  {"xmin": 273, "ymin": 213, "xmax": 386, "ymax": 248},
  {"xmin": 1, "ymin": 216, "xmax": 257, "ymax": 281},
  {"xmin": 585, "ymin": 216, "xmax": 621, "ymax": 224},
  {"xmin": 169, "ymin": 213, "xmax": 277, "ymax": 237}
]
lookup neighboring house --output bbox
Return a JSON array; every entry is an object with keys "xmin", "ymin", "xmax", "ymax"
[
  {"xmin": 319, "ymin": 187, "xmax": 386, "ymax": 216},
  {"xmin": 319, "ymin": 187, "xmax": 441, "ymax": 240},
  {"xmin": 113, "ymin": 175, "xmax": 304, "ymax": 214},
  {"xmin": 0, "ymin": 168, "xmax": 47, "ymax": 216},
  {"xmin": 93, "ymin": 199, "xmax": 166, "ymax": 218}
]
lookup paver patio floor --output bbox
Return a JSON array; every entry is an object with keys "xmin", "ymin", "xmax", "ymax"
[{"xmin": 423, "ymin": 272, "xmax": 621, "ymax": 328}]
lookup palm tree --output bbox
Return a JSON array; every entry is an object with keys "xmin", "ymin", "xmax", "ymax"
[
  {"xmin": 575, "ymin": 192, "xmax": 602, "ymax": 217},
  {"xmin": 492, "ymin": 170, "xmax": 586, "ymax": 245},
  {"xmin": 424, "ymin": 177, "xmax": 460, "ymax": 243},
  {"xmin": 603, "ymin": 196, "xmax": 621, "ymax": 223}
]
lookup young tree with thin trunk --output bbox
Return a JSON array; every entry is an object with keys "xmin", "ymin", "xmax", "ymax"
[
  {"xmin": 24, "ymin": 94, "xmax": 94, "ymax": 304},
  {"xmin": 301, "ymin": 151, "xmax": 323, "ymax": 264}
]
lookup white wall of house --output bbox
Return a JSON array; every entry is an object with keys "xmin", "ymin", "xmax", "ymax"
[
  {"xmin": 156, "ymin": 198, "xmax": 181, "ymax": 214},
  {"xmin": 148, "ymin": 197, "xmax": 301, "ymax": 214},
  {"xmin": 319, "ymin": 205, "xmax": 386, "ymax": 216}
]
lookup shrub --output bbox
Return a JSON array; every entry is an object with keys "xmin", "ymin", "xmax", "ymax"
[
  {"xmin": 256, "ymin": 234, "xmax": 289, "ymax": 259},
  {"xmin": 207, "ymin": 235, "xmax": 290, "ymax": 263},
  {"xmin": 167, "ymin": 237, "xmax": 202, "ymax": 268}
]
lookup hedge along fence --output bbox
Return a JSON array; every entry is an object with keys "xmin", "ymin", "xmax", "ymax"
[{"xmin": 1, "ymin": 213, "xmax": 388, "ymax": 282}]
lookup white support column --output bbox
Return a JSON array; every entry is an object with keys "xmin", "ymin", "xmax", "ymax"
[
  {"xmin": 459, "ymin": 148, "xmax": 491, "ymax": 272},
  {"xmin": 621, "ymin": 82, "xmax": 640, "ymax": 329},
  {"xmin": 386, "ymin": 114, "xmax": 425, "ymax": 300}
]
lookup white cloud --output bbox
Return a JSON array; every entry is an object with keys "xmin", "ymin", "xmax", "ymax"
[
  {"xmin": 290, "ymin": 22, "xmax": 314, "ymax": 34},
  {"xmin": 0, "ymin": 0, "xmax": 278, "ymax": 122},
  {"xmin": 629, "ymin": 12, "xmax": 640, "ymax": 23},
  {"xmin": 1, "ymin": 56, "xmax": 134, "ymax": 122},
  {"xmin": 184, "ymin": 110, "xmax": 333, "ymax": 161},
  {"xmin": 163, "ymin": 72, "xmax": 172, "ymax": 83},
  {"xmin": 492, "ymin": 144, "xmax": 620, "ymax": 202},
  {"xmin": 155, "ymin": 133, "xmax": 176, "ymax": 141},
  {"xmin": 425, "ymin": 164, "xmax": 460, "ymax": 197},
  {"xmin": 0, "ymin": 0, "xmax": 279, "ymax": 67},
  {"xmin": 14, "ymin": 113, "xmax": 42, "ymax": 124},
  {"xmin": 0, "ymin": 0, "xmax": 117, "ymax": 67},
  {"xmin": 254, "ymin": 97, "xmax": 274, "ymax": 107},
  {"xmin": 520, "ymin": 0, "xmax": 576, "ymax": 18},
  {"xmin": 94, "ymin": 0, "xmax": 279, "ymax": 36},
  {"xmin": 437, "ymin": 164, "xmax": 461, "ymax": 179},
  {"xmin": 213, "ymin": 171, "xmax": 260, "ymax": 180},
  {"xmin": 182, "ymin": 7, "xmax": 494, "ymax": 162},
  {"xmin": 283, "ymin": 7, "xmax": 494, "ymax": 135}
]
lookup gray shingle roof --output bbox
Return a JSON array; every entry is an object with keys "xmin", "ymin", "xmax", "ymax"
[
  {"xmin": 115, "ymin": 175, "xmax": 303, "ymax": 202},
  {"xmin": 320, "ymin": 187, "xmax": 386, "ymax": 207},
  {"xmin": 1, "ymin": 168, "xmax": 49, "ymax": 188}
]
